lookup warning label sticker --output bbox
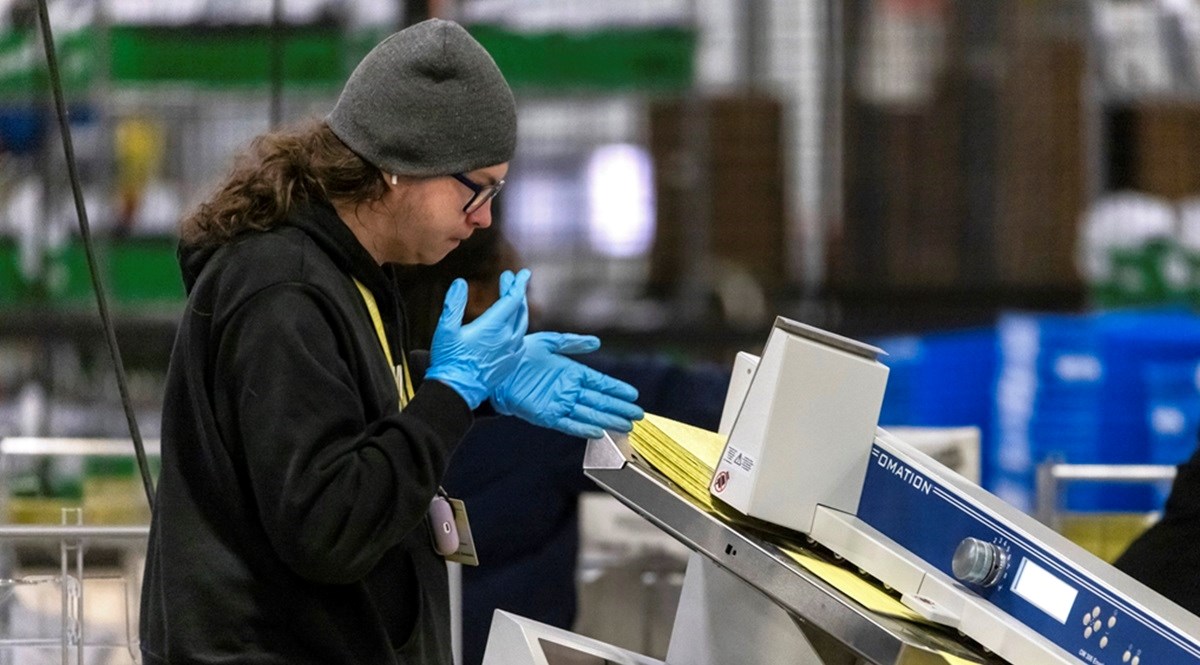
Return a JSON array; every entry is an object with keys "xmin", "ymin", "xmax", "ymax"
[{"xmin": 723, "ymin": 446, "xmax": 755, "ymax": 472}]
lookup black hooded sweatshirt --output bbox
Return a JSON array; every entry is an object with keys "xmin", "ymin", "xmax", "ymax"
[{"xmin": 140, "ymin": 201, "xmax": 473, "ymax": 665}]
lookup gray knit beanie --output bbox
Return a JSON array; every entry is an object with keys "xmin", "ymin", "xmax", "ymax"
[{"xmin": 327, "ymin": 19, "xmax": 516, "ymax": 177}]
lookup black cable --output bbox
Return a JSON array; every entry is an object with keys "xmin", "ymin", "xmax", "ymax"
[
  {"xmin": 34, "ymin": 0, "xmax": 156, "ymax": 511},
  {"xmin": 269, "ymin": 0, "xmax": 284, "ymax": 129}
]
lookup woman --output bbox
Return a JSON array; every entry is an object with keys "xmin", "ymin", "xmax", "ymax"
[{"xmin": 140, "ymin": 19, "xmax": 643, "ymax": 665}]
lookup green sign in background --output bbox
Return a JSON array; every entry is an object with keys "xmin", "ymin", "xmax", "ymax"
[
  {"xmin": 472, "ymin": 25, "xmax": 694, "ymax": 91},
  {"xmin": 0, "ymin": 237, "xmax": 184, "ymax": 305},
  {"xmin": 1, "ymin": 23, "xmax": 694, "ymax": 92},
  {"xmin": 0, "ymin": 27, "xmax": 94, "ymax": 96},
  {"xmin": 0, "ymin": 22, "xmax": 694, "ymax": 307}
]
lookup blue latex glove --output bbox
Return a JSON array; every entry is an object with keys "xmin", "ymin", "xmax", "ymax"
[
  {"xmin": 490, "ymin": 332, "xmax": 645, "ymax": 439},
  {"xmin": 426, "ymin": 269, "xmax": 531, "ymax": 409}
]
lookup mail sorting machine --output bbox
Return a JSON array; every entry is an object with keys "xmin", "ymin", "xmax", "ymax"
[{"xmin": 482, "ymin": 317, "xmax": 1200, "ymax": 664}]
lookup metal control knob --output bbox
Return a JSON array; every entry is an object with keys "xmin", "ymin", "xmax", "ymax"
[{"xmin": 952, "ymin": 537, "xmax": 1009, "ymax": 587}]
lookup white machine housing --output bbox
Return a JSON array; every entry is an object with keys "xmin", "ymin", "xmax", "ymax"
[{"xmin": 709, "ymin": 318, "xmax": 889, "ymax": 533}]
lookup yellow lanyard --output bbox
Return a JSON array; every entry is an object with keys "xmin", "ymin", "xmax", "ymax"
[{"xmin": 353, "ymin": 278, "xmax": 415, "ymax": 409}]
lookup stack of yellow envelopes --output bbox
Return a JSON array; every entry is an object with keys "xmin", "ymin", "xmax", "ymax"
[
  {"xmin": 628, "ymin": 413, "xmax": 726, "ymax": 511},
  {"xmin": 626, "ymin": 414, "xmax": 988, "ymax": 663}
]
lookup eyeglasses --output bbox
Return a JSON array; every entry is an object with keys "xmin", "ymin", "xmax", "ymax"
[{"xmin": 451, "ymin": 172, "xmax": 505, "ymax": 214}]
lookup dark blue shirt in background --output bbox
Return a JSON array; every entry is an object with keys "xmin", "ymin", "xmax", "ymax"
[{"xmin": 443, "ymin": 354, "xmax": 730, "ymax": 665}]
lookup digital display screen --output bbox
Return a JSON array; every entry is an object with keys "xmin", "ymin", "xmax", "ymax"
[{"xmin": 1011, "ymin": 557, "xmax": 1078, "ymax": 624}]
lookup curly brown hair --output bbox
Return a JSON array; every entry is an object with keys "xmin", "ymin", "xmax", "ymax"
[{"xmin": 179, "ymin": 119, "xmax": 386, "ymax": 246}]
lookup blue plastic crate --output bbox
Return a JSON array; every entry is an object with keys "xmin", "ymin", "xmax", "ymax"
[
  {"xmin": 875, "ymin": 327, "xmax": 997, "ymax": 483},
  {"xmin": 1145, "ymin": 360, "xmax": 1200, "ymax": 466}
]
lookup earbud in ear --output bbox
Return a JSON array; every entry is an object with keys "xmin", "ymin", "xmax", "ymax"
[{"xmin": 391, "ymin": 174, "xmax": 398, "ymax": 186}]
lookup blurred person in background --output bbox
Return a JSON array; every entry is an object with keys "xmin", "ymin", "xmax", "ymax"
[
  {"xmin": 398, "ymin": 228, "xmax": 731, "ymax": 665},
  {"xmin": 141, "ymin": 19, "xmax": 642, "ymax": 665}
]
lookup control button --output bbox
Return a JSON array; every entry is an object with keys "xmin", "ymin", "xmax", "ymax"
[
  {"xmin": 1109, "ymin": 616, "xmax": 1117, "ymax": 628},
  {"xmin": 951, "ymin": 537, "xmax": 1009, "ymax": 587},
  {"xmin": 1094, "ymin": 606, "xmax": 1101, "ymax": 617},
  {"xmin": 1084, "ymin": 612, "xmax": 1093, "ymax": 625},
  {"xmin": 1123, "ymin": 651, "xmax": 1131, "ymax": 662},
  {"xmin": 1094, "ymin": 620, "xmax": 1102, "ymax": 632},
  {"xmin": 1132, "ymin": 656, "xmax": 1140, "ymax": 665},
  {"xmin": 1100, "ymin": 636, "xmax": 1109, "ymax": 649},
  {"xmin": 1085, "ymin": 627, "xmax": 1093, "ymax": 639}
]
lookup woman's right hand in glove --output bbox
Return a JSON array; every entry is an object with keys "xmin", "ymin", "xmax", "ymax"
[{"xmin": 425, "ymin": 269, "xmax": 531, "ymax": 409}]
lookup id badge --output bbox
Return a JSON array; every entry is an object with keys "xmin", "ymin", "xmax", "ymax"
[
  {"xmin": 428, "ymin": 493, "xmax": 479, "ymax": 566},
  {"xmin": 443, "ymin": 497, "xmax": 479, "ymax": 566}
]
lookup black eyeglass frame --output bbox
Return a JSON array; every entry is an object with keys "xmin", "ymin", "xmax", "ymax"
[{"xmin": 451, "ymin": 173, "xmax": 505, "ymax": 214}]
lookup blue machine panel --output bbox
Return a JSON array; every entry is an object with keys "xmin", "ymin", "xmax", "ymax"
[{"xmin": 858, "ymin": 444, "xmax": 1200, "ymax": 664}]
